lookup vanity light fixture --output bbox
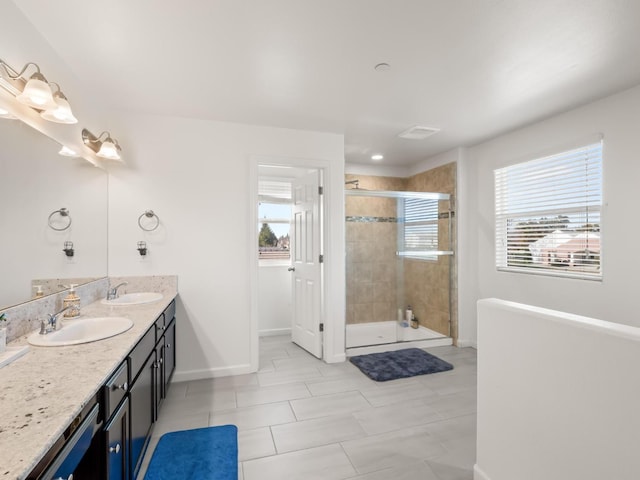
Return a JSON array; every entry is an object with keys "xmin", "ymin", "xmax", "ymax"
[
  {"xmin": 82, "ymin": 128, "xmax": 122, "ymax": 161},
  {"xmin": 40, "ymin": 83, "xmax": 78, "ymax": 124},
  {"xmin": 63, "ymin": 241, "xmax": 74, "ymax": 257},
  {"xmin": 0, "ymin": 60, "xmax": 55, "ymax": 109},
  {"xmin": 137, "ymin": 241, "xmax": 148, "ymax": 256},
  {"xmin": 0, "ymin": 59, "xmax": 78, "ymax": 123}
]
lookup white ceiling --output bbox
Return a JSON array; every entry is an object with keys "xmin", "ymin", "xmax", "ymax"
[{"xmin": 14, "ymin": 0, "xmax": 640, "ymax": 168}]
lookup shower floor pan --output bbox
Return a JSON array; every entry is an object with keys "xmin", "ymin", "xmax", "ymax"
[{"xmin": 346, "ymin": 320, "xmax": 452, "ymax": 356}]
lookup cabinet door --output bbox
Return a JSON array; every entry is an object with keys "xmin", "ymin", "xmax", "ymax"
[
  {"xmin": 104, "ymin": 398, "xmax": 129, "ymax": 480},
  {"xmin": 155, "ymin": 341, "xmax": 164, "ymax": 415},
  {"xmin": 163, "ymin": 320, "xmax": 176, "ymax": 397},
  {"xmin": 129, "ymin": 352, "xmax": 155, "ymax": 479}
]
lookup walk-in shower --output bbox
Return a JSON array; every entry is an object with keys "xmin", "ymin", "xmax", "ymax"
[{"xmin": 345, "ymin": 187, "xmax": 455, "ymax": 354}]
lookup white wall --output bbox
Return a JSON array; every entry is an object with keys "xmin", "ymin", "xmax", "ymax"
[
  {"xmin": 258, "ymin": 265, "xmax": 291, "ymax": 335},
  {"xmin": 108, "ymin": 113, "xmax": 344, "ymax": 379},
  {"xmin": 458, "ymin": 85, "xmax": 640, "ymax": 345},
  {"xmin": 476, "ymin": 298, "xmax": 640, "ymax": 480}
]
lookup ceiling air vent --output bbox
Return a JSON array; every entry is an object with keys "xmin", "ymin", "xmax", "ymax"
[{"xmin": 398, "ymin": 125, "xmax": 441, "ymax": 140}]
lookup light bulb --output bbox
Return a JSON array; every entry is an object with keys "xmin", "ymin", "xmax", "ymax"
[
  {"xmin": 41, "ymin": 91, "xmax": 77, "ymax": 124},
  {"xmin": 97, "ymin": 138, "xmax": 121, "ymax": 160},
  {"xmin": 16, "ymin": 72, "xmax": 55, "ymax": 109}
]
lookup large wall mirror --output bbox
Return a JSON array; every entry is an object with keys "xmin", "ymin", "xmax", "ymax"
[{"xmin": 0, "ymin": 118, "xmax": 108, "ymax": 311}]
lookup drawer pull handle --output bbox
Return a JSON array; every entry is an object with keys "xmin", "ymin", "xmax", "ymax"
[
  {"xmin": 156, "ymin": 325, "xmax": 165, "ymax": 331},
  {"xmin": 159, "ymin": 358, "xmax": 164, "ymax": 365},
  {"xmin": 165, "ymin": 343, "xmax": 171, "ymax": 348},
  {"xmin": 109, "ymin": 443, "xmax": 121, "ymax": 454},
  {"xmin": 113, "ymin": 382, "xmax": 128, "ymax": 391}
]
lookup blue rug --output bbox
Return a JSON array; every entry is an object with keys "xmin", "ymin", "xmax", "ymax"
[
  {"xmin": 144, "ymin": 425, "xmax": 238, "ymax": 480},
  {"xmin": 350, "ymin": 348, "xmax": 453, "ymax": 381}
]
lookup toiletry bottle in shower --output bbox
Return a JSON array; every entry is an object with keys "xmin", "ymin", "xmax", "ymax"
[{"xmin": 405, "ymin": 305, "xmax": 413, "ymax": 324}]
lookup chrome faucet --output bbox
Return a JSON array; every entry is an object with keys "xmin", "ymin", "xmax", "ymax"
[
  {"xmin": 39, "ymin": 305, "xmax": 80, "ymax": 334},
  {"xmin": 107, "ymin": 282, "xmax": 129, "ymax": 300}
]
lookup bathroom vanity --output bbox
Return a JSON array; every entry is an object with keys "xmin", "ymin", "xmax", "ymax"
[{"xmin": 0, "ymin": 292, "xmax": 177, "ymax": 480}]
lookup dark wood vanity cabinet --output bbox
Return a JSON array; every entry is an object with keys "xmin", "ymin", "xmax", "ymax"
[
  {"xmin": 103, "ymin": 299, "xmax": 177, "ymax": 480},
  {"xmin": 25, "ymin": 299, "xmax": 177, "ymax": 480}
]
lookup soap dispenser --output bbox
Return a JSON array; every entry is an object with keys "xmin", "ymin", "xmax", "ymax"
[
  {"xmin": 63, "ymin": 284, "xmax": 81, "ymax": 318},
  {"xmin": 33, "ymin": 285, "xmax": 44, "ymax": 298}
]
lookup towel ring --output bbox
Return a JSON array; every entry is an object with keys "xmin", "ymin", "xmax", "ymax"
[
  {"xmin": 48, "ymin": 208, "xmax": 72, "ymax": 231},
  {"xmin": 138, "ymin": 210, "xmax": 160, "ymax": 231}
]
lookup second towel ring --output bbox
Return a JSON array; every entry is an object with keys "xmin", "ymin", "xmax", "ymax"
[
  {"xmin": 48, "ymin": 208, "xmax": 72, "ymax": 231},
  {"xmin": 138, "ymin": 210, "xmax": 160, "ymax": 231}
]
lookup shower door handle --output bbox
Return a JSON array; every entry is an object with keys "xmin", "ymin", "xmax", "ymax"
[{"xmin": 288, "ymin": 267, "xmax": 295, "ymax": 272}]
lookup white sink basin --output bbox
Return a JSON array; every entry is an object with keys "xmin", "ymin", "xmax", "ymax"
[
  {"xmin": 101, "ymin": 292, "xmax": 163, "ymax": 306},
  {"xmin": 28, "ymin": 317, "xmax": 134, "ymax": 347}
]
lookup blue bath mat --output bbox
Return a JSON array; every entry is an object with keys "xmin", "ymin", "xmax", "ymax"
[
  {"xmin": 350, "ymin": 348, "xmax": 453, "ymax": 381},
  {"xmin": 144, "ymin": 425, "xmax": 238, "ymax": 480}
]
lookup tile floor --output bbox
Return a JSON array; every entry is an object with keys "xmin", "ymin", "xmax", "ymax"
[{"xmin": 137, "ymin": 336, "xmax": 477, "ymax": 480}]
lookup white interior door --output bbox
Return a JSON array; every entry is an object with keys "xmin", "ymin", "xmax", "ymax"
[{"xmin": 290, "ymin": 169, "xmax": 323, "ymax": 358}]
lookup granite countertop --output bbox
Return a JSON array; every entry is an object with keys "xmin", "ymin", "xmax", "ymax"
[{"xmin": 0, "ymin": 290, "xmax": 177, "ymax": 480}]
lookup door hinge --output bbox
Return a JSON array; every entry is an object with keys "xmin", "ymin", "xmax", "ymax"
[
  {"xmin": 319, "ymin": 254, "xmax": 324, "ymax": 263},
  {"xmin": 319, "ymin": 323, "xmax": 324, "ymax": 332},
  {"xmin": 318, "ymin": 186, "xmax": 324, "ymax": 195}
]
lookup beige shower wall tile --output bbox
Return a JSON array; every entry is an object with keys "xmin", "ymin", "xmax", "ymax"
[
  {"xmin": 346, "ymin": 174, "xmax": 407, "ymax": 193},
  {"xmin": 353, "ymin": 303, "xmax": 373, "ymax": 324},
  {"xmin": 352, "ymin": 282, "xmax": 374, "ymax": 305},
  {"xmin": 373, "ymin": 302, "xmax": 396, "ymax": 322},
  {"xmin": 372, "ymin": 262, "xmax": 397, "ymax": 284},
  {"xmin": 353, "ymin": 262, "xmax": 373, "ymax": 283},
  {"xmin": 372, "ymin": 282, "xmax": 395, "ymax": 303}
]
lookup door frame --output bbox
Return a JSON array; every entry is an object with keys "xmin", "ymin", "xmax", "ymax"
[{"xmin": 249, "ymin": 155, "xmax": 345, "ymax": 371}]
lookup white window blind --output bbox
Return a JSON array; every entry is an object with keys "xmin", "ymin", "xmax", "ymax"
[
  {"xmin": 402, "ymin": 198, "xmax": 439, "ymax": 259},
  {"xmin": 258, "ymin": 179, "xmax": 292, "ymax": 261},
  {"xmin": 495, "ymin": 141, "xmax": 603, "ymax": 280}
]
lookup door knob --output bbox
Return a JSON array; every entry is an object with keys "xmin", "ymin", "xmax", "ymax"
[
  {"xmin": 288, "ymin": 267, "xmax": 295, "ymax": 272},
  {"xmin": 109, "ymin": 443, "xmax": 121, "ymax": 454}
]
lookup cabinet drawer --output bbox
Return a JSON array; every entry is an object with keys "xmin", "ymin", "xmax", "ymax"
[
  {"xmin": 104, "ymin": 361, "xmax": 128, "ymax": 421},
  {"xmin": 153, "ymin": 313, "xmax": 166, "ymax": 344},
  {"xmin": 130, "ymin": 326, "xmax": 155, "ymax": 384}
]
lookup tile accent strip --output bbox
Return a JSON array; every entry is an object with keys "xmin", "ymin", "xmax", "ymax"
[{"xmin": 346, "ymin": 216, "xmax": 398, "ymax": 223}]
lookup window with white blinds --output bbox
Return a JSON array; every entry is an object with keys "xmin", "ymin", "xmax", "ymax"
[
  {"xmin": 402, "ymin": 198, "xmax": 439, "ymax": 260},
  {"xmin": 495, "ymin": 141, "xmax": 603, "ymax": 280}
]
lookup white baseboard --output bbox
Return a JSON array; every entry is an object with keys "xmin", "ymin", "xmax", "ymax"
[
  {"xmin": 457, "ymin": 339, "xmax": 478, "ymax": 349},
  {"xmin": 474, "ymin": 464, "xmax": 490, "ymax": 480},
  {"xmin": 259, "ymin": 328, "xmax": 291, "ymax": 337},
  {"xmin": 172, "ymin": 363, "xmax": 252, "ymax": 382}
]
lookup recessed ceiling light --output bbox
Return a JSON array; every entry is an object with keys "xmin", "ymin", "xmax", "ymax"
[
  {"xmin": 371, "ymin": 154, "xmax": 384, "ymax": 161},
  {"xmin": 398, "ymin": 125, "xmax": 441, "ymax": 140},
  {"xmin": 374, "ymin": 63, "xmax": 391, "ymax": 72}
]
